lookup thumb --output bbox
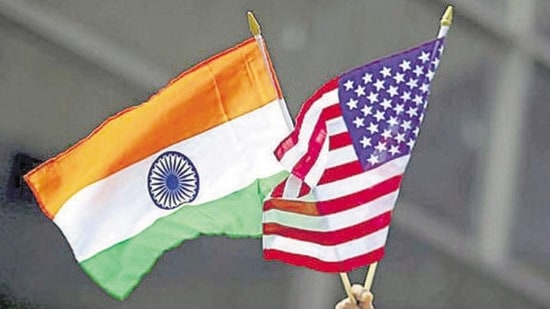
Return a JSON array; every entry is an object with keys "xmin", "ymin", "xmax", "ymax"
[{"xmin": 350, "ymin": 285, "xmax": 374, "ymax": 309}]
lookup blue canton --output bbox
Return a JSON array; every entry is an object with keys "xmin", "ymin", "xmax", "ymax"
[{"xmin": 338, "ymin": 38, "xmax": 445, "ymax": 171}]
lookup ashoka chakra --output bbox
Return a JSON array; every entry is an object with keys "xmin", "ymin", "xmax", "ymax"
[{"xmin": 147, "ymin": 151, "xmax": 199, "ymax": 210}]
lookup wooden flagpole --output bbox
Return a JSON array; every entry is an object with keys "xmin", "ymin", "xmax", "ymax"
[
  {"xmin": 339, "ymin": 272, "xmax": 357, "ymax": 304},
  {"xmin": 363, "ymin": 262, "xmax": 378, "ymax": 291}
]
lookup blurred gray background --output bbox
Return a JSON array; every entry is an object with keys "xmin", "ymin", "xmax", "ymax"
[{"xmin": 1, "ymin": 0, "xmax": 549, "ymax": 308}]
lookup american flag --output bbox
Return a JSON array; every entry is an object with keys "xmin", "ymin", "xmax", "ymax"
[{"xmin": 263, "ymin": 38, "xmax": 445, "ymax": 272}]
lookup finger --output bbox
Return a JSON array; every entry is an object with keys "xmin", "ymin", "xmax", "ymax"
[
  {"xmin": 358, "ymin": 291, "xmax": 373, "ymax": 303},
  {"xmin": 350, "ymin": 285, "xmax": 372, "ymax": 302}
]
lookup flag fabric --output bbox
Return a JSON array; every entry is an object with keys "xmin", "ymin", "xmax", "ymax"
[
  {"xmin": 25, "ymin": 38, "xmax": 291, "ymax": 300},
  {"xmin": 263, "ymin": 37, "xmax": 446, "ymax": 272}
]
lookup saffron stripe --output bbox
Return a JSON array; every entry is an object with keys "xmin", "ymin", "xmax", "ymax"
[{"xmin": 25, "ymin": 38, "xmax": 279, "ymax": 219}]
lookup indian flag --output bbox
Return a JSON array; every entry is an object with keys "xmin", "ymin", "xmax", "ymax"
[{"xmin": 24, "ymin": 38, "xmax": 291, "ymax": 300}]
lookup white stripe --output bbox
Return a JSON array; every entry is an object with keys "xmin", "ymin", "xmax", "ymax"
[
  {"xmin": 278, "ymin": 89, "xmax": 339, "ymax": 170},
  {"xmin": 325, "ymin": 145, "xmax": 356, "ymax": 169},
  {"xmin": 263, "ymin": 190, "xmax": 399, "ymax": 232},
  {"xmin": 326, "ymin": 117, "xmax": 347, "ymax": 135},
  {"xmin": 54, "ymin": 100, "xmax": 290, "ymax": 262},
  {"xmin": 314, "ymin": 155, "xmax": 410, "ymax": 201},
  {"xmin": 282, "ymin": 174, "xmax": 302, "ymax": 199},
  {"xmin": 263, "ymin": 227, "xmax": 389, "ymax": 262},
  {"xmin": 302, "ymin": 133, "xmax": 329, "ymax": 187}
]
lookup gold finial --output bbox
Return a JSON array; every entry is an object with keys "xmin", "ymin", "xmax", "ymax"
[
  {"xmin": 247, "ymin": 11, "xmax": 261, "ymax": 36},
  {"xmin": 440, "ymin": 5, "xmax": 454, "ymax": 26}
]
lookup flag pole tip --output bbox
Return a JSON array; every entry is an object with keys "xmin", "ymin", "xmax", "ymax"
[
  {"xmin": 440, "ymin": 5, "xmax": 453, "ymax": 26},
  {"xmin": 247, "ymin": 11, "xmax": 261, "ymax": 36}
]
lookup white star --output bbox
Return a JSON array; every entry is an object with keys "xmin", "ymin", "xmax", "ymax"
[
  {"xmin": 380, "ymin": 66, "xmax": 392, "ymax": 78},
  {"xmin": 413, "ymin": 127, "xmax": 420, "ymax": 136},
  {"xmin": 420, "ymin": 83, "xmax": 430, "ymax": 93},
  {"xmin": 374, "ymin": 110, "xmax": 385, "ymax": 122},
  {"xmin": 361, "ymin": 105, "xmax": 373, "ymax": 116},
  {"xmin": 354, "ymin": 85, "xmax": 366, "ymax": 97},
  {"xmin": 413, "ymin": 95, "xmax": 423, "ymax": 105},
  {"xmin": 407, "ymin": 139, "xmax": 415, "ymax": 150},
  {"xmin": 438, "ymin": 46, "xmax": 445, "ymax": 54},
  {"xmin": 380, "ymin": 98, "xmax": 392, "ymax": 110},
  {"xmin": 344, "ymin": 79, "xmax": 354, "ymax": 90},
  {"xmin": 413, "ymin": 65, "xmax": 424, "ymax": 77},
  {"xmin": 367, "ymin": 92, "xmax": 379, "ymax": 104},
  {"xmin": 374, "ymin": 79, "xmax": 386, "ymax": 91},
  {"xmin": 419, "ymin": 113, "xmax": 425, "ymax": 123},
  {"xmin": 367, "ymin": 154, "xmax": 379, "ymax": 165},
  {"xmin": 388, "ymin": 145, "xmax": 400, "ymax": 156},
  {"xmin": 406, "ymin": 78, "xmax": 418, "ymax": 89},
  {"xmin": 418, "ymin": 51, "xmax": 430, "ymax": 63},
  {"xmin": 432, "ymin": 57, "xmax": 440, "ymax": 68},
  {"xmin": 400, "ymin": 91, "xmax": 411, "ymax": 102},
  {"xmin": 360, "ymin": 136, "xmax": 372, "ymax": 148},
  {"xmin": 399, "ymin": 59, "xmax": 411, "ymax": 71},
  {"xmin": 352, "ymin": 116, "xmax": 365, "ymax": 128},
  {"xmin": 346, "ymin": 98, "xmax": 358, "ymax": 110},
  {"xmin": 362, "ymin": 72, "xmax": 373, "ymax": 84},
  {"xmin": 367, "ymin": 122, "xmax": 379, "ymax": 134},
  {"xmin": 382, "ymin": 129, "xmax": 393, "ymax": 139},
  {"xmin": 387, "ymin": 116, "xmax": 399, "ymax": 127},
  {"xmin": 394, "ymin": 103, "xmax": 405, "ymax": 115},
  {"xmin": 400, "ymin": 120, "xmax": 412, "ymax": 131},
  {"xmin": 395, "ymin": 133, "xmax": 406, "ymax": 143},
  {"xmin": 375, "ymin": 141, "xmax": 387, "ymax": 152},
  {"xmin": 387, "ymin": 85, "xmax": 399, "ymax": 97},
  {"xmin": 393, "ymin": 72, "xmax": 405, "ymax": 84},
  {"xmin": 426, "ymin": 70, "xmax": 435, "ymax": 81},
  {"xmin": 406, "ymin": 107, "xmax": 418, "ymax": 117}
]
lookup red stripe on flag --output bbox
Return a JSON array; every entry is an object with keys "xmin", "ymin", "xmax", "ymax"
[
  {"xmin": 263, "ymin": 211, "xmax": 392, "ymax": 245},
  {"xmin": 299, "ymin": 181, "xmax": 311, "ymax": 197},
  {"xmin": 271, "ymin": 180, "xmax": 286, "ymax": 198},
  {"xmin": 318, "ymin": 161, "xmax": 363, "ymax": 185},
  {"xmin": 317, "ymin": 175, "xmax": 403, "ymax": 215},
  {"xmin": 263, "ymin": 247, "xmax": 385, "ymax": 273},
  {"xmin": 290, "ymin": 117, "xmax": 327, "ymax": 180},
  {"xmin": 322, "ymin": 103, "xmax": 343, "ymax": 121},
  {"xmin": 274, "ymin": 79, "xmax": 338, "ymax": 161},
  {"xmin": 329, "ymin": 132, "xmax": 352, "ymax": 150},
  {"xmin": 289, "ymin": 104, "xmax": 341, "ymax": 181}
]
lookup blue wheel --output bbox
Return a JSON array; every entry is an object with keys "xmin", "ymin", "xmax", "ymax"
[{"xmin": 147, "ymin": 151, "xmax": 199, "ymax": 210}]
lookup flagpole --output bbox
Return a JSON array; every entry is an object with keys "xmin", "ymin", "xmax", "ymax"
[
  {"xmin": 339, "ymin": 272, "xmax": 357, "ymax": 304},
  {"xmin": 363, "ymin": 262, "xmax": 378, "ymax": 290},
  {"xmin": 247, "ymin": 11, "xmax": 294, "ymax": 130},
  {"xmin": 437, "ymin": 5, "xmax": 454, "ymax": 38}
]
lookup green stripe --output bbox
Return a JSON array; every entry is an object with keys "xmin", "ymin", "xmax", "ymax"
[{"xmin": 80, "ymin": 172, "xmax": 287, "ymax": 300}]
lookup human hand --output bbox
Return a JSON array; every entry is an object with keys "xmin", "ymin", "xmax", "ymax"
[{"xmin": 335, "ymin": 284, "xmax": 374, "ymax": 309}]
